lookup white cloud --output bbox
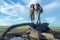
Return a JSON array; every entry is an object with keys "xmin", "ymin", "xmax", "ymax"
[
  {"xmin": 16, "ymin": 17, "xmax": 24, "ymax": 21},
  {"xmin": 0, "ymin": 0, "xmax": 39, "ymax": 16},
  {"xmin": 45, "ymin": 17, "xmax": 56, "ymax": 23},
  {"xmin": 0, "ymin": 0, "xmax": 26, "ymax": 16},
  {"xmin": 0, "ymin": 16, "xmax": 27, "ymax": 26},
  {"xmin": 0, "ymin": 0, "xmax": 29, "ymax": 26},
  {"xmin": 0, "ymin": 18, "xmax": 10, "ymax": 26},
  {"xmin": 26, "ymin": 0, "xmax": 39, "ymax": 7},
  {"xmin": 43, "ymin": 1, "xmax": 60, "ymax": 10},
  {"xmin": 29, "ymin": 0, "xmax": 39, "ymax": 5},
  {"xmin": 2, "ymin": 0, "xmax": 59, "ymax": 26}
]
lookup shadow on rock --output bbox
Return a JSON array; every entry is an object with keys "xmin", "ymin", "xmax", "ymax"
[{"xmin": 41, "ymin": 23, "xmax": 50, "ymax": 32}]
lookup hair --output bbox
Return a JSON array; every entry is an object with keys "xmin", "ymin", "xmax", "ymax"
[
  {"xmin": 36, "ymin": 3, "xmax": 43, "ymax": 13},
  {"xmin": 30, "ymin": 4, "xmax": 35, "ymax": 8},
  {"xmin": 36, "ymin": 3, "xmax": 40, "ymax": 7}
]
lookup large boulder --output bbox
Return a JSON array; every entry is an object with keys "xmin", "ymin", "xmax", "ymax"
[{"xmin": 41, "ymin": 23, "xmax": 51, "ymax": 32}]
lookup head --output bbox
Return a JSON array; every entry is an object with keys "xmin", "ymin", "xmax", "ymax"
[
  {"xmin": 36, "ymin": 3, "xmax": 40, "ymax": 7},
  {"xmin": 30, "ymin": 4, "xmax": 34, "ymax": 8}
]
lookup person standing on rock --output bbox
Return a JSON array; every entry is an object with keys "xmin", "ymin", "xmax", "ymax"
[
  {"xmin": 36, "ymin": 3, "xmax": 43, "ymax": 24},
  {"xmin": 29, "ymin": 4, "xmax": 35, "ymax": 23}
]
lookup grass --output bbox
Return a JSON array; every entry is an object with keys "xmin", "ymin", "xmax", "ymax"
[
  {"xmin": 0, "ymin": 26, "xmax": 60, "ymax": 29},
  {"xmin": 17, "ymin": 26, "xmax": 31, "ymax": 29},
  {"xmin": 0, "ymin": 26, "xmax": 9, "ymax": 28},
  {"xmin": 49, "ymin": 26, "xmax": 60, "ymax": 30},
  {"xmin": 0, "ymin": 25, "xmax": 31, "ymax": 29}
]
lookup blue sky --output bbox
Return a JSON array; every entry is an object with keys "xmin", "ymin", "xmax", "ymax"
[{"xmin": 0, "ymin": 0, "xmax": 60, "ymax": 26}]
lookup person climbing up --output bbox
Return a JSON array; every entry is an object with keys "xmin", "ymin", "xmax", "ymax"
[
  {"xmin": 29, "ymin": 4, "xmax": 35, "ymax": 23},
  {"xmin": 36, "ymin": 3, "xmax": 43, "ymax": 24}
]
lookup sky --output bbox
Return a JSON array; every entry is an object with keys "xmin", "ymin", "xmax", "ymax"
[{"xmin": 0, "ymin": 0, "xmax": 60, "ymax": 26}]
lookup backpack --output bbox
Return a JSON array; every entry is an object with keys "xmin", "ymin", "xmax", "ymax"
[{"xmin": 40, "ymin": 7, "xmax": 43, "ymax": 13}]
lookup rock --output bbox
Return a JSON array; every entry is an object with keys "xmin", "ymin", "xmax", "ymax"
[
  {"xmin": 27, "ymin": 28, "xmax": 40, "ymax": 40},
  {"xmin": 41, "ymin": 33, "xmax": 57, "ymax": 40},
  {"xmin": 41, "ymin": 23, "xmax": 50, "ymax": 32}
]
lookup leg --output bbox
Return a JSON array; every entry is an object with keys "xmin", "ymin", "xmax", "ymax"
[
  {"xmin": 37, "ymin": 11, "xmax": 39, "ymax": 24},
  {"xmin": 38, "ymin": 12, "xmax": 41, "ymax": 24},
  {"xmin": 31, "ymin": 12, "xmax": 34, "ymax": 23},
  {"xmin": 37, "ymin": 11, "xmax": 41, "ymax": 24},
  {"xmin": 32, "ymin": 13, "xmax": 34, "ymax": 23},
  {"xmin": 30, "ymin": 14, "xmax": 32, "ymax": 22}
]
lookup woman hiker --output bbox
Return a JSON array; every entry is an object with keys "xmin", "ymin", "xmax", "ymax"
[
  {"xmin": 36, "ymin": 3, "xmax": 43, "ymax": 24},
  {"xmin": 29, "ymin": 4, "xmax": 35, "ymax": 23}
]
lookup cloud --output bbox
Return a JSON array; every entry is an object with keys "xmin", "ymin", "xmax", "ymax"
[
  {"xmin": 29, "ymin": 0, "xmax": 39, "ymax": 5},
  {"xmin": 0, "ymin": 20, "xmax": 7, "ymax": 26},
  {"xmin": 0, "ymin": 18, "xmax": 11, "ymax": 26},
  {"xmin": 43, "ymin": 1, "xmax": 60, "ymax": 10},
  {"xmin": 26, "ymin": 0, "xmax": 39, "ymax": 7},
  {"xmin": 0, "ymin": 0, "xmax": 39, "ymax": 16},
  {"xmin": 0, "ymin": 2, "xmax": 26, "ymax": 16},
  {"xmin": 45, "ymin": 17, "xmax": 56, "ymax": 23},
  {"xmin": 0, "ymin": 0, "xmax": 29, "ymax": 26},
  {"xmin": 17, "ymin": 17, "xmax": 24, "ymax": 21},
  {"xmin": 0, "ymin": 16, "xmax": 28, "ymax": 26},
  {"xmin": 0, "ymin": 0, "xmax": 60, "ymax": 26}
]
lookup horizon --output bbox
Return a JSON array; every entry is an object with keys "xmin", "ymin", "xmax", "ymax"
[{"xmin": 0, "ymin": 0, "xmax": 60, "ymax": 26}]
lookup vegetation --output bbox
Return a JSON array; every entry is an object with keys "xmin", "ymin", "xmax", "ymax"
[
  {"xmin": 0, "ymin": 26, "xmax": 30, "ymax": 29},
  {"xmin": 0, "ymin": 26, "xmax": 9, "ymax": 28},
  {"xmin": 0, "ymin": 26, "xmax": 60, "ymax": 29},
  {"xmin": 49, "ymin": 26, "xmax": 60, "ymax": 30}
]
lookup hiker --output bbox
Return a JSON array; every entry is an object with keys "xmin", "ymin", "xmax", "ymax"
[
  {"xmin": 36, "ymin": 3, "xmax": 43, "ymax": 24},
  {"xmin": 29, "ymin": 4, "xmax": 35, "ymax": 23}
]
